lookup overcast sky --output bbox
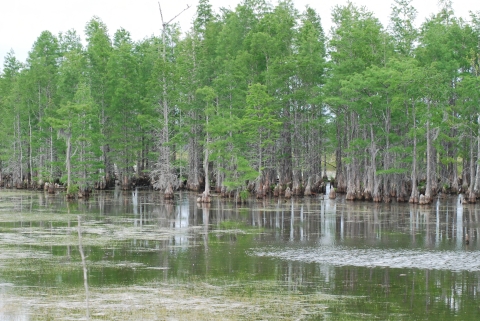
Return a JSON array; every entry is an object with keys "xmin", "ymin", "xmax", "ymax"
[{"xmin": 1, "ymin": 0, "xmax": 479, "ymax": 66}]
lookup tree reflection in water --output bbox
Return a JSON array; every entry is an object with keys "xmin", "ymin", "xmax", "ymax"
[{"xmin": 0, "ymin": 190, "xmax": 479, "ymax": 319}]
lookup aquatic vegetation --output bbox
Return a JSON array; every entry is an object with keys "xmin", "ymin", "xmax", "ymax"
[
  {"xmin": 253, "ymin": 246, "xmax": 480, "ymax": 272},
  {"xmin": 0, "ymin": 190, "xmax": 479, "ymax": 320},
  {"xmin": 0, "ymin": 279, "xmax": 341, "ymax": 320}
]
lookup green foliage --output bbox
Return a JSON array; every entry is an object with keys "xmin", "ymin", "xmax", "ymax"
[
  {"xmin": 239, "ymin": 190, "xmax": 250, "ymax": 201},
  {"xmin": 1, "ymin": 0, "xmax": 480, "ymax": 197},
  {"xmin": 376, "ymin": 168, "xmax": 408, "ymax": 176},
  {"xmin": 105, "ymin": 28, "xmax": 142, "ymax": 176},
  {"xmin": 224, "ymin": 156, "xmax": 258, "ymax": 191},
  {"xmin": 67, "ymin": 183, "xmax": 79, "ymax": 196}
]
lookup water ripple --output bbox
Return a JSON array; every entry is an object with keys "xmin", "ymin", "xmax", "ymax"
[{"xmin": 253, "ymin": 246, "xmax": 480, "ymax": 272}]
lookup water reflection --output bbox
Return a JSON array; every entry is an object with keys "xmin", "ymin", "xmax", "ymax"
[
  {"xmin": 2, "ymin": 190, "xmax": 479, "ymax": 254},
  {"xmin": 1, "ymin": 190, "xmax": 480, "ymax": 319}
]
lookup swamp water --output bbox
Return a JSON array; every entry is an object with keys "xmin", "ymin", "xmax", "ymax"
[{"xmin": 0, "ymin": 188, "xmax": 479, "ymax": 320}]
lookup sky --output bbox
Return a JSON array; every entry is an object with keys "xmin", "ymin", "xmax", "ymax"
[{"xmin": 1, "ymin": 0, "xmax": 480, "ymax": 66}]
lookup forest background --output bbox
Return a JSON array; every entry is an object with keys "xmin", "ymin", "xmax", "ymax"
[{"xmin": 1, "ymin": 0, "xmax": 480, "ymax": 204}]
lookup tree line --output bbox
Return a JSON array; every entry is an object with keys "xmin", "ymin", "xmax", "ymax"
[{"xmin": 0, "ymin": 0, "xmax": 479, "ymax": 203}]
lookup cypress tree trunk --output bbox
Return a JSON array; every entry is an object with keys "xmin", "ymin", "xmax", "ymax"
[
  {"xmin": 279, "ymin": 117, "xmax": 292, "ymax": 191},
  {"xmin": 17, "ymin": 113, "xmax": 24, "ymax": 188},
  {"xmin": 370, "ymin": 125, "xmax": 381, "ymax": 203},
  {"xmin": 450, "ymin": 126, "xmax": 459, "ymax": 193},
  {"xmin": 201, "ymin": 114, "xmax": 211, "ymax": 203},
  {"xmin": 291, "ymin": 109, "xmax": 303, "ymax": 197},
  {"xmin": 424, "ymin": 101, "xmax": 433, "ymax": 204},
  {"xmin": 473, "ymin": 114, "xmax": 480, "ymax": 198},
  {"xmin": 346, "ymin": 112, "xmax": 358, "ymax": 201},
  {"xmin": 12, "ymin": 117, "xmax": 20, "ymax": 188},
  {"xmin": 215, "ymin": 162, "xmax": 224, "ymax": 194},
  {"xmin": 67, "ymin": 135, "xmax": 72, "ymax": 194},
  {"xmin": 410, "ymin": 102, "xmax": 419, "ymax": 204},
  {"xmin": 29, "ymin": 116, "xmax": 34, "ymax": 188},
  {"xmin": 335, "ymin": 128, "xmax": 346, "ymax": 193},
  {"xmin": 468, "ymin": 129, "xmax": 476, "ymax": 203},
  {"xmin": 356, "ymin": 133, "xmax": 365, "ymax": 201},
  {"xmin": 383, "ymin": 105, "xmax": 392, "ymax": 203},
  {"xmin": 187, "ymin": 117, "xmax": 202, "ymax": 191},
  {"xmin": 292, "ymin": 110, "xmax": 301, "ymax": 198}
]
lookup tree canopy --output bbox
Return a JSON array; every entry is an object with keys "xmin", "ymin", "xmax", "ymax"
[{"xmin": 1, "ymin": 0, "xmax": 480, "ymax": 204}]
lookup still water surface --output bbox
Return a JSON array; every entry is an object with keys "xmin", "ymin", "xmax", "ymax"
[{"xmin": 0, "ymin": 188, "xmax": 479, "ymax": 320}]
